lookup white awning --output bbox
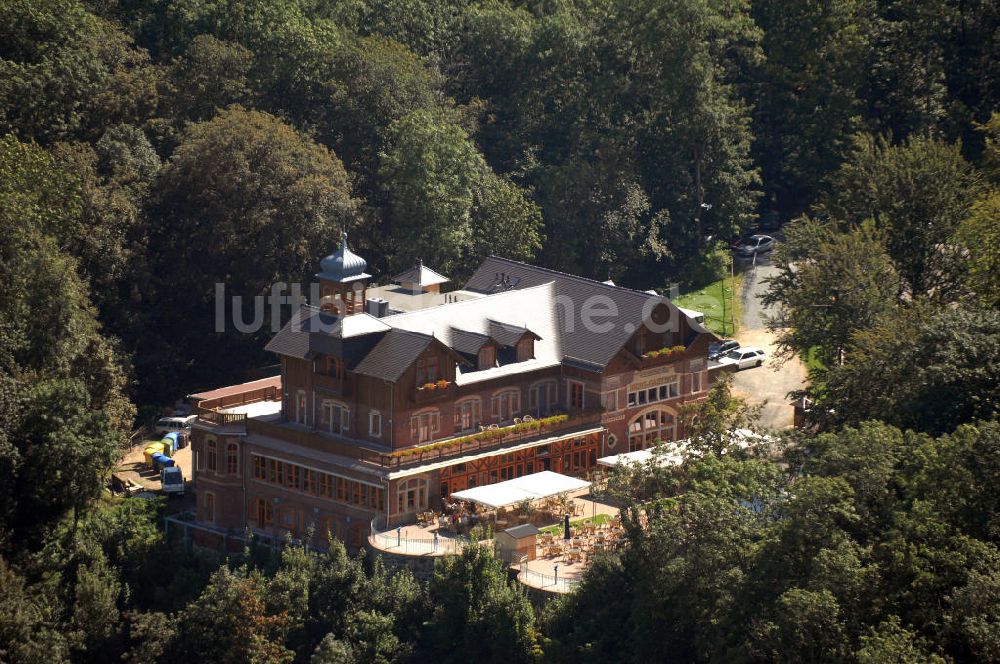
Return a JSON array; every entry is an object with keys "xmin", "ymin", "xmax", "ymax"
[
  {"xmin": 597, "ymin": 430, "xmax": 770, "ymax": 469},
  {"xmin": 450, "ymin": 470, "xmax": 591, "ymax": 509},
  {"xmin": 597, "ymin": 447, "xmax": 684, "ymax": 468}
]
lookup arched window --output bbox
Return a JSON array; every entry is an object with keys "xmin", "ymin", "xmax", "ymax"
[
  {"xmin": 627, "ymin": 409, "xmax": 675, "ymax": 452},
  {"xmin": 491, "ymin": 389, "xmax": 520, "ymax": 421},
  {"xmin": 410, "ymin": 409, "xmax": 440, "ymax": 443},
  {"xmin": 320, "ymin": 399, "xmax": 349, "ymax": 434},
  {"xmin": 528, "ymin": 381, "xmax": 557, "ymax": 416},
  {"xmin": 207, "ymin": 438, "xmax": 217, "ymax": 472},
  {"xmin": 396, "ymin": 478, "xmax": 428, "ymax": 514},
  {"xmin": 454, "ymin": 398, "xmax": 481, "ymax": 431},
  {"xmin": 226, "ymin": 443, "xmax": 238, "ymax": 474}
]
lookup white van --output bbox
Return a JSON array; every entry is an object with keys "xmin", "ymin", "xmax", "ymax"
[
  {"xmin": 161, "ymin": 467, "xmax": 185, "ymax": 496},
  {"xmin": 154, "ymin": 415, "xmax": 197, "ymax": 434}
]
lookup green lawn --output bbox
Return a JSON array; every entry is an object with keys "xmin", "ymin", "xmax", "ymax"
[
  {"xmin": 538, "ymin": 513, "xmax": 613, "ymax": 535},
  {"xmin": 673, "ymin": 272, "xmax": 744, "ymax": 337}
]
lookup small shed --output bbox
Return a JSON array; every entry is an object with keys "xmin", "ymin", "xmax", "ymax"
[{"xmin": 497, "ymin": 523, "xmax": 540, "ymax": 564}]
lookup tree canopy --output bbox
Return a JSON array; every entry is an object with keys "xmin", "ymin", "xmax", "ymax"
[{"xmin": 0, "ymin": 0, "xmax": 998, "ymax": 661}]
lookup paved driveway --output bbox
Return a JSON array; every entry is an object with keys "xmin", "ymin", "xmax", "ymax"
[{"xmin": 729, "ymin": 256, "xmax": 807, "ymax": 430}]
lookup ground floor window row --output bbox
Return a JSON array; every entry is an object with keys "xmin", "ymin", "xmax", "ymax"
[
  {"xmin": 437, "ymin": 432, "xmax": 601, "ymax": 499},
  {"xmin": 250, "ymin": 496, "xmax": 369, "ymax": 547},
  {"xmin": 250, "ymin": 454, "xmax": 385, "ymax": 511}
]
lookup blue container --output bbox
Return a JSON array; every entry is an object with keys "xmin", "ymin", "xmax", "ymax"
[
  {"xmin": 151, "ymin": 453, "xmax": 168, "ymax": 470},
  {"xmin": 160, "ymin": 457, "xmax": 175, "ymax": 468},
  {"xmin": 163, "ymin": 432, "xmax": 180, "ymax": 452}
]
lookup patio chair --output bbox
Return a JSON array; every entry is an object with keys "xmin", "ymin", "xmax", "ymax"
[{"xmin": 523, "ymin": 414, "xmax": 534, "ymax": 422}]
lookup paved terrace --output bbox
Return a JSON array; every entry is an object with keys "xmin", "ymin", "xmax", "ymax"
[{"xmin": 368, "ymin": 490, "xmax": 622, "ymax": 594}]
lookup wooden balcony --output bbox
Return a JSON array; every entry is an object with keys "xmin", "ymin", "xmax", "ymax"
[
  {"xmin": 194, "ymin": 378, "xmax": 280, "ymax": 427},
  {"xmin": 197, "ymin": 409, "xmax": 248, "ymax": 425}
]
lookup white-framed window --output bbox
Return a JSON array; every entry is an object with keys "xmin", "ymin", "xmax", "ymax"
[
  {"xmin": 369, "ymin": 411, "xmax": 382, "ymax": 437},
  {"xmin": 568, "ymin": 380, "xmax": 585, "ymax": 409},
  {"xmin": 396, "ymin": 478, "xmax": 428, "ymax": 514},
  {"xmin": 454, "ymin": 398, "xmax": 481, "ymax": 431},
  {"xmin": 410, "ymin": 410, "xmax": 440, "ymax": 443},
  {"xmin": 320, "ymin": 400, "xmax": 350, "ymax": 435},
  {"xmin": 528, "ymin": 381, "xmax": 557, "ymax": 415},
  {"xmin": 491, "ymin": 389, "xmax": 520, "ymax": 421},
  {"xmin": 689, "ymin": 371, "xmax": 702, "ymax": 394},
  {"xmin": 627, "ymin": 380, "xmax": 680, "ymax": 407},
  {"xmin": 628, "ymin": 409, "xmax": 676, "ymax": 452},
  {"xmin": 601, "ymin": 389, "xmax": 620, "ymax": 412}
]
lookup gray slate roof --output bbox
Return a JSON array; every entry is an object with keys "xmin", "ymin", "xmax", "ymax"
[
  {"xmin": 503, "ymin": 523, "xmax": 540, "ymax": 538},
  {"xmin": 351, "ymin": 329, "xmax": 434, "ymax": 382},
  {"xmin": 449, "ymin": 327, "xmax": 494, "ymax": 356},
  {"xmin": 465, "ymin": 256, "xmax": 696, "ymax": 368},
  {"xmin": 265, "ymin": 256, "xmax": 713, "ymax": 383}
]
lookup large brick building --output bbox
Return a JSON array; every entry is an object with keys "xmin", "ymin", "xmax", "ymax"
[{"xmin": 190, "ymin": 235, "xmax": 719, "ymax": 549}]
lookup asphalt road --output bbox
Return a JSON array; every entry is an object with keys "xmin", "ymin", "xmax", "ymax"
[{"xmin": 730, "ymin": 254, "xmax": 807, "ymax": 430}]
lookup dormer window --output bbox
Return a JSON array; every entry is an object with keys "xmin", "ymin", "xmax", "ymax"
[
  {"xmin": 516, "ymin": 337, "xmax": 534, "ymax": 362},
  {"xmin": 416, "ymin": 355, "xmax": 439, "ymax": 384},
  {"xmin": 478, "ymin": 346, "xmax": 496, "ymax": 370}
]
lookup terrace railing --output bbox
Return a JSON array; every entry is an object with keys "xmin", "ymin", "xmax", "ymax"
[
  {"xmin": 376, "ymin": 409, "xmax": 603, "ymax": 471},
  {"xmin": 368, "ymin": 517, "xmax": 472, "ymax": 556},
  {"xmin": 197, "ymin": 409, "xmax": 248, "ymax": 425},
  {"xmin": 195, "ymin": 382, "xmax": 279, "ymax": 426},
  {"xmin": 517, "ymin": 567, "xmax": 580, "ymax": 593}
]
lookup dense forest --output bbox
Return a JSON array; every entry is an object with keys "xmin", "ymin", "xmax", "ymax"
[{"xmin": 1, "ymin": 0, "xmax": 998, "ymax": 661}]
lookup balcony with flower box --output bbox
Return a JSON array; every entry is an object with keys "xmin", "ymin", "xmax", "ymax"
[
  {"xmin": 414, "ymin": 379, "xmax": 455, "ymax": 405},
  {"xmin": 638, "ymin": 344, "xmax": 688, "ymax": 369},
  {"xmin": 376, "ymin": 409, "xmax": 604, "ymax": 472}
]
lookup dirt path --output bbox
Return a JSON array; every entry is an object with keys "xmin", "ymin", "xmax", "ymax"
[{"xmin": 730, "ymin": 257, "xmax": 807, "ymax": 430}]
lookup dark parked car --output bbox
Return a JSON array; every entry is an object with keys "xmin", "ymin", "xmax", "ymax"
[
  {"xmin": 709, "ymin": 339, "xmax": 740, "ymax": 361},
  {"xmin": 733, "ymin": 234, "xmax": 775, "ymax": 257}
]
